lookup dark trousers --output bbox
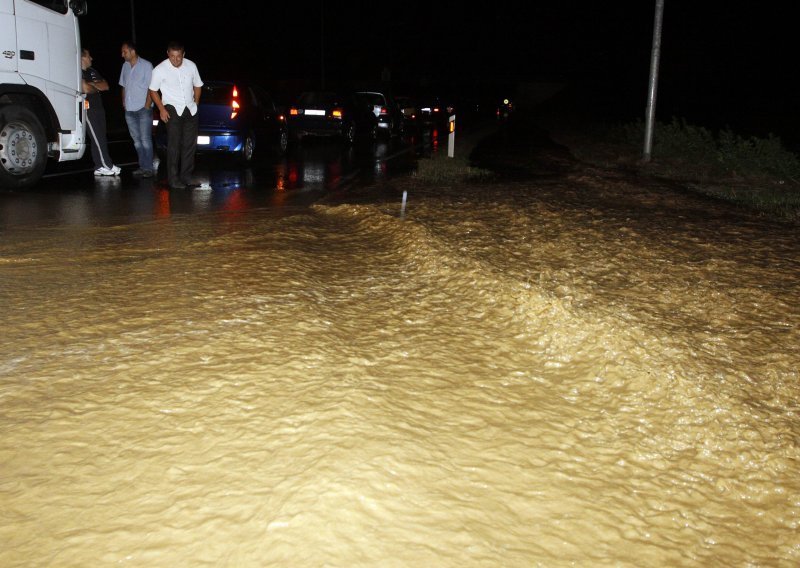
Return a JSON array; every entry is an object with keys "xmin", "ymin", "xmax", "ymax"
[
  {"xmin": 165, "ymin": 105, "xmax": 198, "ymax": 186},
  {"xmin": 86, "ymin": 103, "xmax": 113, "ymax": 170}
]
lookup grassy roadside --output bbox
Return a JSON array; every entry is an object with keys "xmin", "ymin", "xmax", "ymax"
[
  {"xmin": 411, "ymin": 120, "xmax": 495, "ymax": 183},
  {"xmin": 401, "ymin": 106, "xmax": 800, "ymax": 221},
  {"xmin": 543, "ymin": 114, "xmax": 800, "ymax": 221}
]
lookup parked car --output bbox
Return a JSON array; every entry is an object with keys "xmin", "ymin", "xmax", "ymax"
[
  {"xmin": 356, "ymin": 91, "xmax": 404, "ymax": 137},
  {"xmin": 418, "ymin": 95, "xmax": 455, "ymax": 126},
  {"xmin": 155, "ymin": 80, "xmax": 288, "ymax": 162},
  {"xmin": 394, "ymin": 95, "xmax": 419, "ymax": 125},
  {"xmin": 288, "ymin": 91, "xmax": 378, "ymax": 144}
]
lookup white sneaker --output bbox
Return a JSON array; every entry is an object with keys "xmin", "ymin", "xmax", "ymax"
[{"xmin": 94, "ymin": 165, "xmax": 121, "ymax": 176}]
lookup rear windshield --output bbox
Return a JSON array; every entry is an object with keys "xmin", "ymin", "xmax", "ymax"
[
  {"xmin": 202, "ymin": 83, "xmax": 234, "ymax": 105},
  {"xmin": 298, "ymin": 92, "xmax": 338, "ymax": 107},
  {"xmin": 358, "ymin": 93, "xmax": 386, "ymax": 106}
]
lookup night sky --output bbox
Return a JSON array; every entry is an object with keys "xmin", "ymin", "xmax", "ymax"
[{"xmin": 79, "ymin": 1, "xmax": 795, "ymax": 144}]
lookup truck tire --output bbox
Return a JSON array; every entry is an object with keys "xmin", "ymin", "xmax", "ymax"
[{"xmin": 0, "ymin": 105, "xmax": 48, "ymax": 189}]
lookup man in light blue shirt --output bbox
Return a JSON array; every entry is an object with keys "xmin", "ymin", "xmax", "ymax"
[{"xmin": 119, "ymin": 41, "xmax": 155, "ymax": 177}]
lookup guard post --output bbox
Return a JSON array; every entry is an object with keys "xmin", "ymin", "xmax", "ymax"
[{"xmin": 447, "ymin": 114, "xmax": 455, "ymax": 158}]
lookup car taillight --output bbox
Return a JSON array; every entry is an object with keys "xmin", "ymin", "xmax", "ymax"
[
  {"xmin": 379, "ymin": 106, "xmax": 388, "ymax": 115},
  {"xmin": 278, "ymin": 114, "xmax": 286, "ymax": 121},
  {"xmin": 289, "ymin": 108, "xmax": 299, "ymax": 115},
  {"xmin": 231, "ymin": 85, "xmax": 240, "ymax": 119},
  {"xmin": 433, "ymin": 107, "xmax": 440, "ymax": 113},
  {"xmin": 332, "ymin": 108, "xmax": 343, "ymax": 119}
]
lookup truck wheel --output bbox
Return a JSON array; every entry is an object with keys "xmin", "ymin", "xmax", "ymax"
[{"xmin": 0, "ymin": 105, "xmax": 48, "ymax": 189}]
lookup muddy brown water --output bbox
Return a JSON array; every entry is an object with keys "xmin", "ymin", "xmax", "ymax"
[{"xmin": 1, "ymin": 167, "xmax": 798, "ymax": 565}]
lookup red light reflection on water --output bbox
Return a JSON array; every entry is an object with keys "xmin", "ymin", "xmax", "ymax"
[
  {"xmin": 326, "ymin": 161, "xmax": 342, "ymax": 189},
  {"xmin": 222, "ymin": 189, "xmax": 247, "ymax": 223},
  {"xmin": 154, "ymin": 188, "xmax": 171, "ymax": 218}
]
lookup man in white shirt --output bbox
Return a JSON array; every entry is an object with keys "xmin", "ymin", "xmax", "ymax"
[{"xmin": 148, "ymin": 41, "xmax": 203, "ymax": 189}]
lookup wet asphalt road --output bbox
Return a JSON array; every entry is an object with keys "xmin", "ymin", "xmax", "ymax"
[{"xmin": 0, "ymin": 124, "xmax": 454, "ymax": 230}]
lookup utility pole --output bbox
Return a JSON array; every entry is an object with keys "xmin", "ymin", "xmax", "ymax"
[
  {"xmin": 320, "ymin": 0, "xmax": 326, "ymax": 90},
  {"xmin": 130, "ymin": 0, "xmax": 137, "ymax": 43},
  {"xmin": 643, "ymin": 0, "xmax": 665, "ymax": 162}
]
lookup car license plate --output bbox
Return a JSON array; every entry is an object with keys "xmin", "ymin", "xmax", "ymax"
[
  {"xmin": 305, "ymin": 109, "xmax": 325, "ymax": 116},
  {"xmin": 197, "ymin": 135, "xmax": 210, "ymax": 145}
]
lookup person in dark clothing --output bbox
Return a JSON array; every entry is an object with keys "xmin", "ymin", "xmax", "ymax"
[{"xmin": 81, "ymin": 49, "xmax": 120, "ymax": 176}]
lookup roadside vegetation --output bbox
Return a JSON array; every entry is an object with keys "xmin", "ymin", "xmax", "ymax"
[
  {"xmin": 412, "ymin": 123, "xmax": 493, "ymax": 183},
  {"xmin": 409, "ymin": 110, "xmax": 800, "ymax": 221},
  {"xmin": 561, "ymin": 117, "xmax": 800, "ymax": 220},
  {"xmin": 413, "ymin": 153, "xmax": 492, "ymax": 183}
]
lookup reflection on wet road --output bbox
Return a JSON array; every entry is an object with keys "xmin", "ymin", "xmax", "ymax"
[{"xmin": 0, "ymin": 127, "xmax": 440, "ymax": 229}]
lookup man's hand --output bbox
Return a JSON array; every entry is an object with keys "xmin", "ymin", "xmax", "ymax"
[{"xmin": 149, "ymin": 90, "xmax": 168, "ymax": 123}]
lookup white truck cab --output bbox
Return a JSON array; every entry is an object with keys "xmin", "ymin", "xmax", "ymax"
[{"xmin": 0, "ymin": 0, "xmax": 88, "ymax": 188}]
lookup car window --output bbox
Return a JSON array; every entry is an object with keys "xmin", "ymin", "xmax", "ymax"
[
  {"xmin": 298, "ymin": 92, "xmax": 337, "ymax": 107},
  {"xmin": 202, "ymin": 83, "xmax": 234, "ymax": 105},
  {"xmin": 357, "ymin": 93, "xmax": 386, "ymax": 106},
  {"xmin": 252, "ymin": 86, "xmax": 276, "ymax": 112}
]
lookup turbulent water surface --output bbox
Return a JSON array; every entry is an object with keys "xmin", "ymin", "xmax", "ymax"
[{"xmin": 1, "ymin": 172, "xmax": 799, "ymax": 566}]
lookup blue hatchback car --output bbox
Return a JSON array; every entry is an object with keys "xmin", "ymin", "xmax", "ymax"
[{"xmin": 155, "ymin": 80, "xmax": 288, "ymax": 162}]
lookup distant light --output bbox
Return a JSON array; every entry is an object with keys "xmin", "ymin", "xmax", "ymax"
[{"xmin": 503, "ymin": 98, "xmax": 509, "ymax": 105}]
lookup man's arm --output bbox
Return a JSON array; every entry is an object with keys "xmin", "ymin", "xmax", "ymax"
[
  {"xmin": 82, "ymin": 79, "xmax": 104, "ymax": 94},
  {"xmin": 193, "ymin": 86, "xmax": 202, "ymax": 105},
  {"xmin": 91, "ymin": 77, "xmax": 110, "ymax": 92},
  {"xmin": 149, "ymin": 89, "xmax": 169, "ymax": 122}
]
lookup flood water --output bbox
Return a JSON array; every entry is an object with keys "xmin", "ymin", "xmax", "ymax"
[{"xmin": 1, "ymin": 167, "xmax": 799, "ymax": 565}]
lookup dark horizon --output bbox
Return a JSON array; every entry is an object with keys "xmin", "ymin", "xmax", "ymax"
[{"xmin": 79, "ymin": 1, "xmax": 796, "ymax": 144}]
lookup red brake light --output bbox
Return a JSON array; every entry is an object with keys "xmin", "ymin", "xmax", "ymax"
[
  {"xmin": 380, "ymin": 106, "xmax": 388, "ymax": 115},
  {"xmin": 230, "ymin": 85, "xmax": 240, "ymax": 119}
]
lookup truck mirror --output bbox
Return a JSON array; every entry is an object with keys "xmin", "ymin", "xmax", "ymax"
[{"xmin": 69, "ymin": 1, "xmax": 88, "ymax": 16}]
